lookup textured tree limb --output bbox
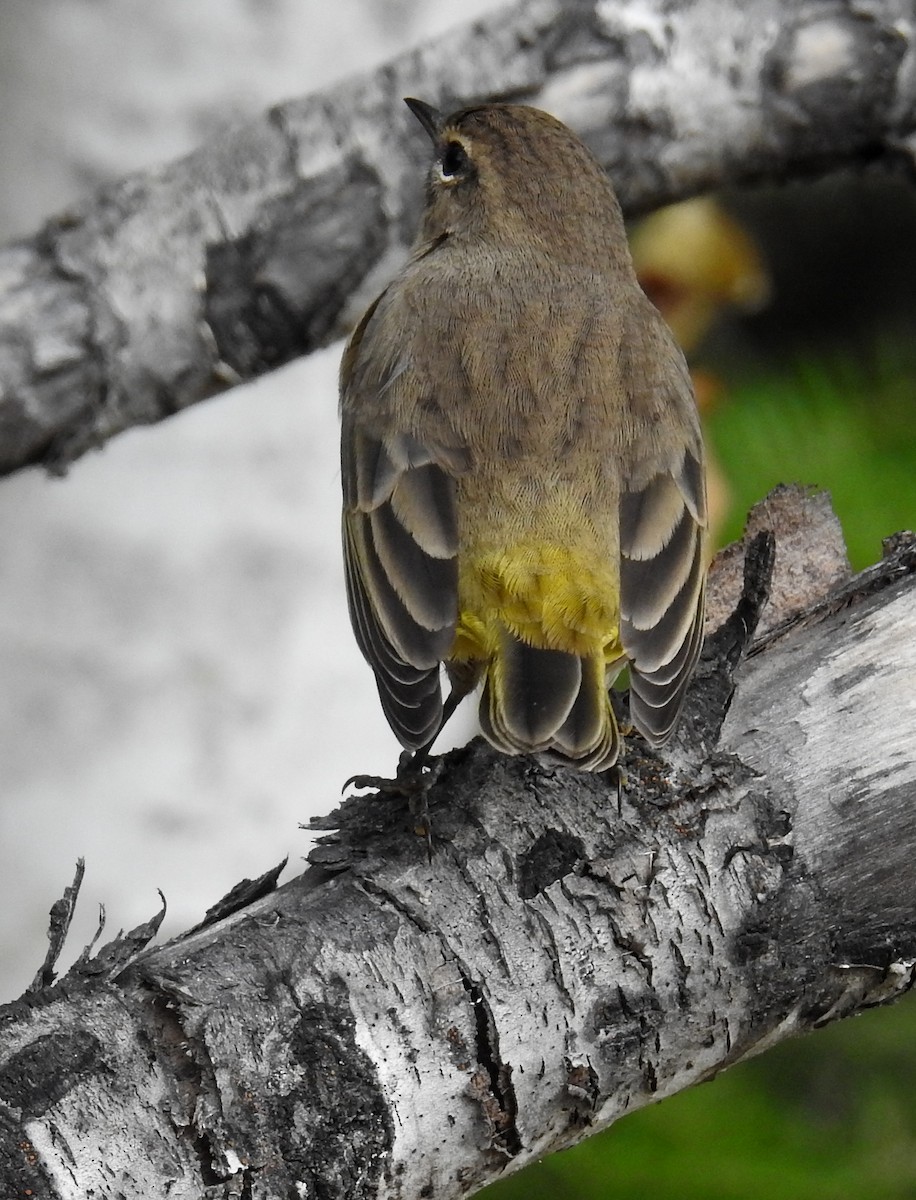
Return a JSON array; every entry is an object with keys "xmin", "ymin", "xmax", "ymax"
[
  {"xmin": 1, "ymin": 0, "xmax": 915, "ymax": 476},
  {"xmin": 2, "ymin": 490, "xmax": 916, "ymax": 1198}
]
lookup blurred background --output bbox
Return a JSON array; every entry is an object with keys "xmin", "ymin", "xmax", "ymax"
[{"xmin": 1, "ymin": 2, "xmax": 915, "ymax": 1196}]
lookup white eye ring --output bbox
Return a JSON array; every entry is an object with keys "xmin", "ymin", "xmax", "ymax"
[{"xmin": 437, "ymin": 140, "xmax": 469, "ymax": 183}]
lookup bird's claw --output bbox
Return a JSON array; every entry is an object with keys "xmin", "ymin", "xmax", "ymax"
[
  {"xmin": 342, "ymin": 754, "xmax": 442, "ymax": 800},
  {"xmin": 342, "ymin": 756, "xmax": 443, "ymax": 859}
]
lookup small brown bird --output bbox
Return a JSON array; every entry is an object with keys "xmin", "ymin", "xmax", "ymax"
[{"xmin": 340, "ymin": 99, "xmax": 707, "ymax": 772}]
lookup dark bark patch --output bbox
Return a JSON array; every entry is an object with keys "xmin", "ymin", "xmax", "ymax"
[
  {"xmin": 763, "ymin": 11, "xmax": 907, "ymax": 164},
  {"xmin": 283, "ymin": 999, "xmax": 395, "ymax": 1199},
  {"xmin": 517, "ymin": 829, "xmax": 586, "ymax": 899},
  {"xmin": 458, "ymin": 968, "xmax": 521, "ymax": 1158},
  {"xmin": 204, "ymin": 156, "xmax": 386, "ymax": 376},
  {"xmin": 0, "ymin": 1030, "xmax": 103, "ymax": 1120},
  {"xmin": 0, "ymin": 1109, "xmax": 53, "ymax": 1196}
]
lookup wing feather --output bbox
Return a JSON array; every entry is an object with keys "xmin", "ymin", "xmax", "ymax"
[
  {"xmin": 390, "ymin": 465, "xmax": 458, "ymax": 559},
  {"xmin": 619, "ymin": 473, "xmax": 684, "ymax": 560},
  {"xmin": 340, "ymin": 293, "xmax": 461, "ymax": 752},
  {"xmin": 627, "ymin": 583, "xmax": 705, "ymax": 746},
  {"xmin": 343, "ymin": 516, "xmax": 446, "ymax": 748},
  {"xmin": 677, "ymin": 449, "xmax": 707, "ymax": 526},
  {"xmin": 369, "ymin": 500, "xmax": 457, "ymax": 630},
  {"xmin": 620, "ymin": 505, "xmax": 697, "ymax": 630},
  {"xmin": 618, "ymin": 325, "xmax": 708, "ymax": 750}
]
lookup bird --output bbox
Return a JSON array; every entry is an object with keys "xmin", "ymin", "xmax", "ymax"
[{"xmin": 339, "ymin": 98, "xmax": 707, "ymax": 776}]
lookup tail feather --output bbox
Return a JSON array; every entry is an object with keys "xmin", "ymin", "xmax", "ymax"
[
  {"xmin": 553, "ymin": 655, "xmax": 620, "ymax": 770},
  {"xmin": 497, "ymin": 634, "xmax": 582, "ymax": 744},
  {"xmin": 479, "ymin": 629, "xmax": 620, "ymax": 771}
]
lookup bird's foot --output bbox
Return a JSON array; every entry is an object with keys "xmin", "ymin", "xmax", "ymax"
[
  {"xmin": 343, "ymin": 750, "xmax": 440, "ymax": 797},
  {"xmin": 343, "ymin": 752, "xmax": 443, "ymax": 857}
]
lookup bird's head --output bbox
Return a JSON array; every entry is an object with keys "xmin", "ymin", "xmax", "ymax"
[{"xmin": 404, "ymin": 98, "xmax": 628, "ymax": 262}]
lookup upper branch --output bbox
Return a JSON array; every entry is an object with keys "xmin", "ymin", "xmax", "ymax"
[{"xmin": 1, "ymin": 0, "xmax": 915, "ymax": 476}]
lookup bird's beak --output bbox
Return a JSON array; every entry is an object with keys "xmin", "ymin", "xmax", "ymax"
[{"xmin": 404, "ymin": 97, "xmax": 443, "ymax": 143}]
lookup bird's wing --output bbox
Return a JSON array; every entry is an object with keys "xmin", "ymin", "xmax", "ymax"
[
  {"xmin": 617, "ymin": 307, "xmax": 708, "ymax": 747},
  {"xmin": 340, "ymin": 294, "xmax": 461, "ymax": 750}
]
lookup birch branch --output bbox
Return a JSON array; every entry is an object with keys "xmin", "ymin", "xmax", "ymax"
[
  {"xmin": 1, "ymin": 0, "xmax": 915, "ymax": 476},
  {"xmin": 2, "ymin": 491, "xmax": 915, "ymax": 1198}
]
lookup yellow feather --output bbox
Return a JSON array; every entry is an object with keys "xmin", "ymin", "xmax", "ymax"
[{"xmin": 452, "ymin": 543, "xmax": 623, "ymax": 665}]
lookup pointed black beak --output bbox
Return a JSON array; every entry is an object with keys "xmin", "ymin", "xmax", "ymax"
[{"xmin": 404, "ymin": 97, "xmax": 443, "ymax": 143}]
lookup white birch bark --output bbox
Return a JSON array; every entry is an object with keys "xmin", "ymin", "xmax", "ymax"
[{"xmin": 2, "ymin": 492, "xmax": 915, "ymax": 1198}]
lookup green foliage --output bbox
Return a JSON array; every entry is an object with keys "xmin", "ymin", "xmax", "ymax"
[
  {"xmin": 709, "ymin": 342, "xmax": 916, "ymax": 569},
  {"xmin": 481, "ymin": 338, "xmax": 916, "ymax": 1199},
  {"xmin": 484, "ymin": 997, "xmax": 916, "ymax": 1200}
]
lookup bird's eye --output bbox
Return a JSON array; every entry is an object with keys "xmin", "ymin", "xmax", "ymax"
[{"xmin": 439, "ymin": 140, "xmax": 469, "ymax": 180}]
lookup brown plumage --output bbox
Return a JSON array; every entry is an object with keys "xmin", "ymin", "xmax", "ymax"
[{"xmin": 340, "ymin": 100, "xmax": 707, "ymax": 771}]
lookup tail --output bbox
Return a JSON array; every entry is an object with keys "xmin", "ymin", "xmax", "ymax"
[{"xmin": 477, "ymin": 627, "xmax": 619, "ymax": 771}]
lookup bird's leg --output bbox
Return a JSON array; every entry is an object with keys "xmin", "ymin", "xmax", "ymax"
[
  {"xmin": 610, "ymin": 678, "xmax": 634, "ymax": 736},
  {"xmin": 342, "ymin": 682, "xmax": 468, "ymax": 799},
  {"xmin": 343, "ymin": 685, "xmax": 470, "ymax": 857},
  {"xmin": 402, "ymin": 687, "xmax": 469, "ymax": 851}
]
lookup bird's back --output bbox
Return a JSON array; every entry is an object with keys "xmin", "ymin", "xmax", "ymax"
[{"xmin": 340, "ymin": 100, "xmax": 707, "ymax": 771}]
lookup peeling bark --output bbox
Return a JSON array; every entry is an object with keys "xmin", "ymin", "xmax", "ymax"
[
  {"xmin": 1, "ymin": 491, "xmax": 915, "ymax": 1198},
  {"xmin": 1, "ymin": 0, "xmax": 915, "ymax": 476}
]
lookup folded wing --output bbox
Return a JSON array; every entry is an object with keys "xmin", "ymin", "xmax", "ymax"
[{"xmin": 341, "ymin": 415, "xmax": 460, "ymax": 750}]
